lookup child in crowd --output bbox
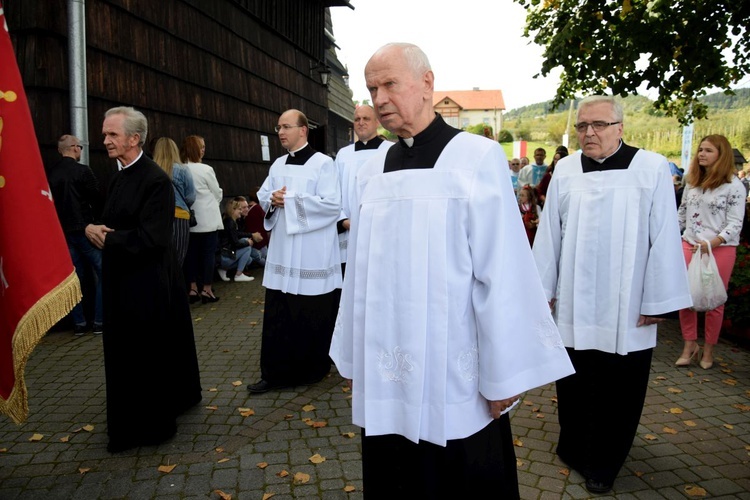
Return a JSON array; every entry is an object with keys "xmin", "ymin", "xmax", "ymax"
[{"xmin": 217, "ymin": 199, "xmax": 255, "ymax": 282}]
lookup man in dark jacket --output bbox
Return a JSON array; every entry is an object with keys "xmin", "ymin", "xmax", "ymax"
[{"xmin": 47, "ymin": 134, "xmax": 104, "ymax": 335}]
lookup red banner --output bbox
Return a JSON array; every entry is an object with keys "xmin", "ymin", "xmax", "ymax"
[{"xmin": 0, "ymin": 4, "xmax": 81, "ymax": 423}]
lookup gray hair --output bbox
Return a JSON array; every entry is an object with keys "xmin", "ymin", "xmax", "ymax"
[
  {"xmin": 375, "ymin": 43, "xmax": 432, "ymax": 78},
  {"xmin": 577, "ymin": 95, "xmax": 624, "ymax": 123},
  {"xmin": 57, "ymin": 134, "xmax": 79, "ymax": 151},
  {"xmin": 105, "ymin": 106, "xmax": 148, "ymax": 146}
]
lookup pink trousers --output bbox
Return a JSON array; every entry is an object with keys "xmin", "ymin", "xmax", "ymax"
[{"xmin": 679, "ymin": 240, "xmax": 736, "ymax": 345}]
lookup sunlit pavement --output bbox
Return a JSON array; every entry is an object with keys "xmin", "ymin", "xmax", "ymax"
[{"xmin": 1, "ymin": 268, "xmax": 749, "ymax": 499}]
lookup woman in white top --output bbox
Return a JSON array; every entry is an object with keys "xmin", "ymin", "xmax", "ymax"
[
  {"xmin": 676, "ymin": 135, "xmax": 746, "ymax": 369},
  {"xmin": 181, "ymin": 135, "xmax": 224, "ymax": 304}
]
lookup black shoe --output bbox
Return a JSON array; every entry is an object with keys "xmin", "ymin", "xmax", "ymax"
[
  {"xmin": 201, "ymin": 290, "xmax": 219, "ymax": 304},
  {"xmin": 73, "ymin": 324, "xmax": 88, "ymax": 336},
  {"xmin": 247, "ymin": 379, "xmax": 284, "ymax": 394},
  {"xmin": 92, "ymin": 323, "xmax": 104, "ymax": 335},
  {"xmin": 585, "ymin": 478, "xmax": 613, "ymax": 494},
  {"xmin": 188, "ymin": 288, "xmax": 201, "ymax": 304}
]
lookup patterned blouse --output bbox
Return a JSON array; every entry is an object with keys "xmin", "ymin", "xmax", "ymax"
[{"xmin": 678, "ymin": 176, "xmax": 746, "ymax": 246}]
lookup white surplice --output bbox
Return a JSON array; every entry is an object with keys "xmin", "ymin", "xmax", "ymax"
[
  {"xmin": 335, "ymin": 140, "xmax": 393, "ymax": 263},
  {"xmin": 258, "ymin": 152, "xmax": 342, "ymax": 295},
  {"xmin": 330, "ymin": 133, "xmax": 574, "ymax": 446},
  {"xmin": 533, "ymin": 150, "xmax": 692, "ymax": 355}
]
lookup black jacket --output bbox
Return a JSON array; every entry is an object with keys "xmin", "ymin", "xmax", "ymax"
[
  {"xmin": 46, "ymin": 156, "xmax": 103, "ymax": 233},
  {"xmin": 220, "ymin": 216, "xmax": 251, "ymax": 251}
]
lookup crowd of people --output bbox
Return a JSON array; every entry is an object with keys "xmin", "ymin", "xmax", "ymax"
[{"xmin": 44, "ymin": 42, "xmax": 748, "ymax": 496}]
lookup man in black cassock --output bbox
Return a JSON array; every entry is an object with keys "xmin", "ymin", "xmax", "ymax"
[{"xmin": 85, "ymin": 107, "xmax": 201, "ymax": 452}]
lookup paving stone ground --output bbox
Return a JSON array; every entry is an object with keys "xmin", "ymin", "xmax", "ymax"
[{"xmin": 1, "ymin": 267, "xmax": 749, "ymax": 499}]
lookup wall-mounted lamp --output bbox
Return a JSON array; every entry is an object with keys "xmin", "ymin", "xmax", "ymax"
[{"xmin": 310, "ymin": 62, "xmax": 332, "ymax": 86}]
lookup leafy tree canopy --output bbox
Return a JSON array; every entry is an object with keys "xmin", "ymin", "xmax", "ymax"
[{"xmin": 514, "ymin": 0, "xmax": 750, "ymax": 124}]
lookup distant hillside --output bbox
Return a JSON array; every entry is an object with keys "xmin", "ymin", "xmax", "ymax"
[{"xmin": 505, "ymin": 88, "xmax": 750, "ymax": 119}]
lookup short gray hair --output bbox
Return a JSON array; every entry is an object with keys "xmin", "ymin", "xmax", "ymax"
[
  {"xmin": 105, "ymin": 106, "xmax": 148, "ymax": 146},
  {"xmin": 577, "ymin": 95, "xmax": 624, "ymax": 123},
  {"xmin": 375, "ymin": 43, "xmax": 432, "ymax": 78}
]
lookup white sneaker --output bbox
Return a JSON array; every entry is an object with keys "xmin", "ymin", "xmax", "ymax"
[
  {"xmin": 217, "ymin": 269, "xmax": 229, "ymax": 282},
  {"xmin": 233, "ymin": 274, "xmax": 255, "ymax": 282}
]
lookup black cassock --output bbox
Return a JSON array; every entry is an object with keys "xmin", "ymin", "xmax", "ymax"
[{"xmin": 101, "ymin": 154, "xmax": 201, "ymax": 452}]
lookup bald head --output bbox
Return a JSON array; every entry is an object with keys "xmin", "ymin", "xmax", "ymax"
[
  {"xmin": 365, "ymin": 43, "xmax": 435, "ymax": 138},
  {"xmin": 353, "ymin": 105, "xmax": 380, "ymax": 142},
  {"xmin": 58, "ymin": 134, "xmax": 82, "ymax": 161},
  {"xmin": 277, "ymin": 109, "xmax": 309, "ymax": 152}
]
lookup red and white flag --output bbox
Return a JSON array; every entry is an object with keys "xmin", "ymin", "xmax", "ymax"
[{"xmin": 0, "ymin": 3, "xmax": 81, "ymax": 423}]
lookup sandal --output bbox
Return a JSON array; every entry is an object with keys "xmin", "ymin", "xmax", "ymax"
[
  {"xmin": 188, "ymin": 288, "xmax": 200, "ymax": 304},
  {"xmin": 201, "ymin": 290, "xmax": 219, "ymax": 304}
]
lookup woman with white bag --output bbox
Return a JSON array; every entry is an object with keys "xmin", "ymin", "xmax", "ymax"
[{"xmin": 676, "ymin": 135, "xmax": 746, "ymax": 369}]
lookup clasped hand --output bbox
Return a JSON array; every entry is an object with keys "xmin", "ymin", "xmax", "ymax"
[{"xmin": 85, "ymin": 223, "xmax": 114, "ymax": 249}]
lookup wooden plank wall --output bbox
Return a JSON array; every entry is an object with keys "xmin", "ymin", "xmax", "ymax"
[{"xmin": 7, "ymin": 0, "xmax": 331, "ymax": 198}]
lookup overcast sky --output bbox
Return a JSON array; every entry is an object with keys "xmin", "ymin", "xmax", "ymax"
[{"xmin": 330, "ymin": 0, "xmax": 562, "ymax": 111}]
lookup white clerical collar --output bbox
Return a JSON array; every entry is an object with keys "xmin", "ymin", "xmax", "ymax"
[
  {"xmin": 288, "ymin": 142, "xmax": 309, "ymax": 157},
  {"xmin": 402, "ymin": 137, "xmax": 415, "ymax": 148},
  {"xmin": 117, "ymin": 150, "xmax": 144, "ymax": 170},
  {"xmin": 593, "ymin": 140, "xmax": 623, "ymax": 163}
]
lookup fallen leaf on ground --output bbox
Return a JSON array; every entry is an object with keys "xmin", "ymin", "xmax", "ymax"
[
  {"xmin": 669, "ymin": 408, "xmax": 683, "ymax": 414},
  {"xmin": 635, "ymin": 471, "xmax": 644, "ymax": 477},
  {"xmin": 516, "ymin": 458, "xmax": 525, "ymax": 467},
  {"xmin": 732, "ymin": 404, "xmax": 750, "ymax": 412},
  {"xmin": 558, "ymin": 468, "xmax": 570, "ymax": 477},
  {"xmin": 684, "ymin": 485, "xmax": 707, "ymax": 497},
  {"xmin": 0, "ymin": 448, "xmax": 6, "ymax": 452},
  {"xmin": 667, "ymin": 387, "xmax": 683, "ymax": 394},
  {"xmin": 342, "ymin": 432, "xmax": 356, "ymax": 438},
  {"xmin": 284, "ymin": 414, "xmax": 294, "ymax": 420},
  {"xmin": 655, "ymin": 376, "xmax": 667, "ymax": 380},
  {"xmin": 72, "ymin": 427, "xmax": 82, "ymax": 433},
  {"xmin": 523, "ymin": 400, "xmax": 533, "ymax": 406},
  {"xmin": 309, "ymin": 453, "xmax": 326, "ymax": 464},
  {"xmin": 209, "ymin": 388, "xmax": 218, "ymax": 392},
  {"xmin": 342, "ymin": 386, "xmax": 350, "ymax": 393},
  {"xmin": 312, "ymin": 421, "xmax": 327, "ymax": 428},
  {"xmin": 238, "ymin": 408, "xmax": 255, "ymax": 417},
  {"xmin": 550, "ymin": 396, "xmax": 558, "ymax": 403},
  {"xmin": 276, "ymin": 470, "xmax": 289, "ymax": 478},
  {"xmin": 256, "ymin": 462, "xmax": 269, "ymax": 469},
  {"xmin": 60, "ymin": 436, "xmax": 70, "ymax": 443},
  {"xmin": 535, "ymin": 414, "xmax": 545, "ymax": 419},
  {"xmin": 302, "ymin": 404, "xmax": 316, "ymax": 412},
  {"xmin": 250, "ymin": 321, "xmax": 258, "ymax": 326},
  {"xmin": 216, "ymin": 447, "xmax": 224, "ymax": 453},
  {"xmin": 344, "ymin": 485, "xmax": 356, "ymax": 492},
  {"xmin": 232, "ymin": 381, "xmax": 243, "ymax": 387},
  {"xmin": 29, "ymin": 434, "xmax": 44, "ymax": 442},
  {"xmin": 723, "ymin": 423, "xmax": 734, "ymax": 430},
  {"xmin": 684, "ymin": 420, "xmax": 697, "ymax": 427},
  {"xmin": 82, "ymin": 424, "xmax": 94, "ymax": 432},
  {"xmin": 644, "ymin": 434, "xmax": 658, "ymax": 441},
  {"xmin": 663, "ymin": 427, "xmax": 678, "ymax": 435},
  {"xmin": 532, "ymin": 406, "xmax": 540, "ymax": 412},
  {"xmin": 214, "ymin": 490, "xmax": 232, "ymax": 500},
  {"xmin": 293, "ymin": 472, "xmax": 311, "ymax": 484},
  {"xmin": 262, "ymin": 493, "xmax": 275, "ymax": 500},
  {"xmin": 158, "ymin": 464, "xmax": 177, "ymax": 473},
  {"xmin": 303, "ymin": 418, "xmax": 314, "ymax": 426},
  {"xmin": 218, "ymin": 458, "xmax": 230, "ymax": 464},
  {"xmin": 513, "ymin": 438, "xmax": 523, "ymax": 447},
  {"xmin": 205, "ymin": 406, "xmax": 218, "ymax": 411},
  {"xmin": 78, "ymin": 468, "xmax": 90, "ymax": 475},
  {"xmin": 722, "ymin": 378, "xmax": 737, "ymax": 386}
]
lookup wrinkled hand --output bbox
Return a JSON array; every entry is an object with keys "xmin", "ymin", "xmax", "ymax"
[
  {"xmin": 85, "ymin": 224, "xmax": 113, "ymax": 249},
  {"xmin": 637, "ymin": 315, "xmax": 665, "ymax": 327},
  {"xmin": 489, "ymin": 396, "xmax": 519, "ymax": 419},
  {"xmin": 271, "ymin": 186, "xmax": 287, "ymax": 208}
]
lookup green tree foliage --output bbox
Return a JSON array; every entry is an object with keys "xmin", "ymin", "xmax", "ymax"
[
  {"xmin": 497, "ymin": 129, "xmax": 514, "ymax": 143},
  {"xmin": 514, "ymin": 0, "xmax": 750, "ymax": 124}
]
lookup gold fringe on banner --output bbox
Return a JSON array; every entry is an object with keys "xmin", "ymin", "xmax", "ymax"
[{"xmin": 0, "ymin": 271, "xmax": 81, "ymax": 424}]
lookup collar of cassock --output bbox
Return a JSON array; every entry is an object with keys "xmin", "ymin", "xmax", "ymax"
[
  {"xmin": 286, "ymin": 143, "xmax": 315, "ymax": 165},
  {"xmin": 354, "ymin": 136, "xmax": 384, "ymax": 151},
  {"xmin": 117, "ymin": 150, "xmax": 144, "ymax": 171},
  {"xmin": 581, "ymin": 140, "xmax": 639, "ymax": 173},
  {"xmin": 384, "ymin": 114, "xmax": 461, "ymax": 172}
]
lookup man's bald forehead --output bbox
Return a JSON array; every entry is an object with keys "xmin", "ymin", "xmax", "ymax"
[{"xmin": 355, "ymin": 105, "xmax": 377, "ymax": 119}]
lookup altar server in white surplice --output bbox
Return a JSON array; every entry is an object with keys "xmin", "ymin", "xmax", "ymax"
[
  {"xmin": 335, "ymin": 104, "xmax": 392, "ymax": 274},
  {"xmin": 532, "ymin": 95, "xmax": 692, "ymax": 495},
  {"xmin": 247, "ymin": 109, "xmax": 342, "ymax": 395},
  {"xmin": 329, "ymin": 43, "xmax": 574, "ymax": 499}
]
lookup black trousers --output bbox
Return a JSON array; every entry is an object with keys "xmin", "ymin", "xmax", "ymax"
[
  {"xmin": 555, "ymin": 347, "xmax": 653, "ymax": 484},
  {"xmin": 361, "ymin": 415, "xmax": 520, "ymax": 499}
]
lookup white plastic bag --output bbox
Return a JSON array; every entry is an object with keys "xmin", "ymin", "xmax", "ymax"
[{"xmin": 687, "ymin": 240, "xmax": 727, "ymax": 312}]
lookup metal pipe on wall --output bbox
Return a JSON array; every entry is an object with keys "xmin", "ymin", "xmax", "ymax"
[{"xmin": 68, "ymin": 0, "xmax": 88, "ymax": 164}]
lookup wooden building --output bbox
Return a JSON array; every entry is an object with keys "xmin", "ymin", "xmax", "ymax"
[{"xmin": 7, "ymin": 0, "xmax": 354, "ymax": 197}]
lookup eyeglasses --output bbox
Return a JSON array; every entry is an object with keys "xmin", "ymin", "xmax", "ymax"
[
  {"xmin": 575, "ymin": 121, "xmax": 621, "ymax": 133},
  {"xmin": 511, "ymin": 163, "xmax": 520, "ymax": 166},
  {"xmin": 274, "ymin": 124, "xmax": 302, "ymax": 133},
  {"xmin": 69, "ymin": 144, "xmax": 82, "ymax": 149}
]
